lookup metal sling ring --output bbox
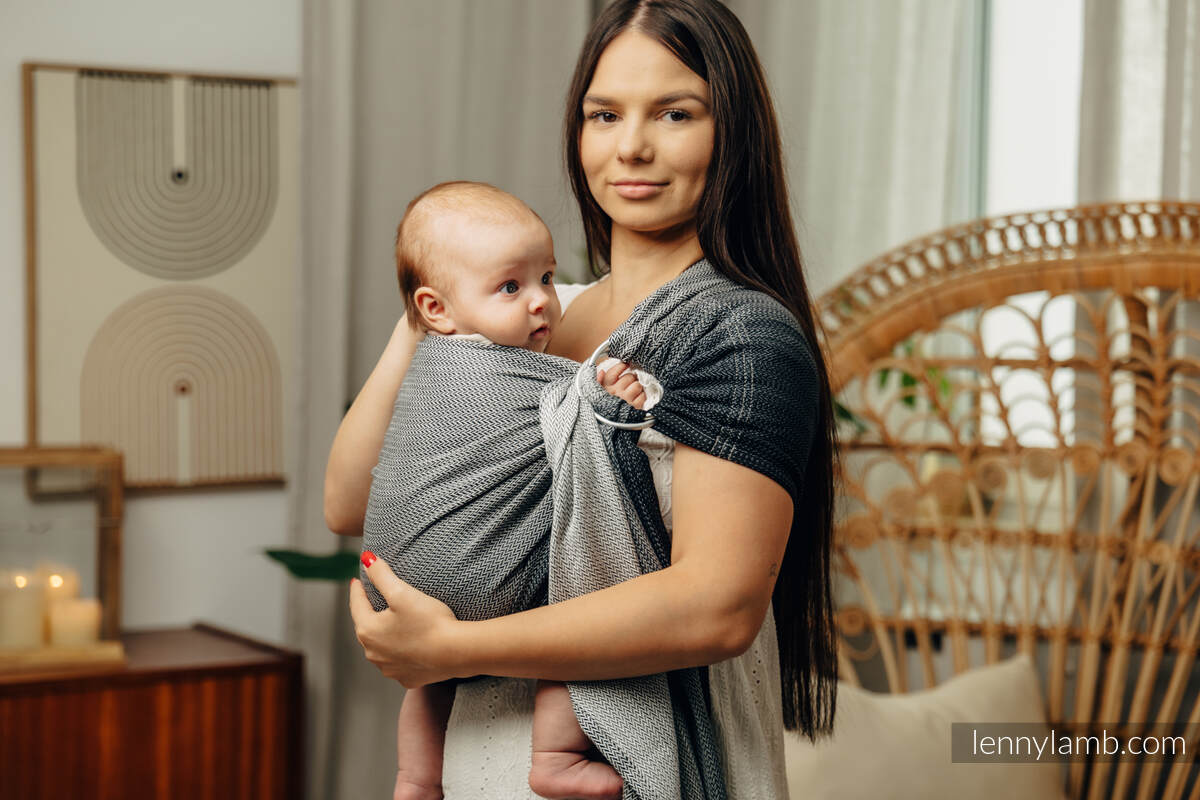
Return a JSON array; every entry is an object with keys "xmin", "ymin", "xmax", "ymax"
[{"xmin": 576, "ymin": 338, "xmax": 657, "ymax": 431}]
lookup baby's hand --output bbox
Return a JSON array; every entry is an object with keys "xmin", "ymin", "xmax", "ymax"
[{"xmin": 597, "ymin": 361, "xmax": 647, "ymax": 410}]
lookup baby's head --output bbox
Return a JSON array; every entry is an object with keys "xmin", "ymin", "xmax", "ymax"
[{"xmin": 396, "ymin": 181, "xmax": 561, "ymax": 353}]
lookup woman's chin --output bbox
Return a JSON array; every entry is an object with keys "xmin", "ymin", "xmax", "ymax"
[{"xmin": 606, "ymin": 210, "xmax": 696, "ymax": 238}]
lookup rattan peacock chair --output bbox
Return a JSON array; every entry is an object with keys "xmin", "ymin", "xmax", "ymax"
[{"xmin": 818, "ymin": 201, "xmax": 1200, "ymax": 800}]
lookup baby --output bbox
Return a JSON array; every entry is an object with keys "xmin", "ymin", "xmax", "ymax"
[{"xmin": 387, "ymin": 181, "xmax": 644, "ymax": 800}]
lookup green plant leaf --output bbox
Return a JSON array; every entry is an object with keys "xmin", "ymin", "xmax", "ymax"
[
  {"xmin": 900, "ymin": 371, "xmax": 918, "ymax": 408},
  {"xmin": 265, "ymin": 549, "xmax": 361, "ymax": 581},
  {"xmin": 877, "ymin": 367, "xmax": 891, "ymax": 389},
  {"xmin": 834, "ymin": 400, "xmax": 868, "ymax": 433}
]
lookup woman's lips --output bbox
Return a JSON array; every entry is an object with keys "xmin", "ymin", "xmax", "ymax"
[{"xmin": 613, "ymin": 181, "xmax": 666, "ymax": 200}]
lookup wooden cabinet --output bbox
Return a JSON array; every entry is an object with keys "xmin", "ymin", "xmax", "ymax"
[{"xmin": 0, "ymin": 624, "xmax": 304, "ymax": 800}]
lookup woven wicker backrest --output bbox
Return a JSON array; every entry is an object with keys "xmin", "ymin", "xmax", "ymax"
[{"xmin": 818, "ymin": 202, "xmax": 1200, "ymax": 800}]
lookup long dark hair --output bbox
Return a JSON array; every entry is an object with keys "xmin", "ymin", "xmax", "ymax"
[{"xmin": 564, "ymin": 0, "xmax": 839, "ymax": 740}]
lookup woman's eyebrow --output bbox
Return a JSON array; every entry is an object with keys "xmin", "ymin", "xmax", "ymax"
[
  {"xmin": 654, "ymin": 91, "xmax": 708, "ymax": 106},
  {"xmin": 583, "ymin": 91, "xmax": 709, "ymax": 107}
]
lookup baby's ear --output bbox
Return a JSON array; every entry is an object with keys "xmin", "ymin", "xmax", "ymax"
[{"xmin": 413, "ymin": 287, "xmax": 456, "ymax": 335}]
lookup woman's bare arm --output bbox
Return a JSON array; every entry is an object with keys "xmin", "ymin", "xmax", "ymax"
[
  {"xmin": 324, "ymin": 318, "xmax": 423, "ymax": 535},
  {"xmin": 350, "ymin": 442, "xmax": 793, "ymax": 686}
]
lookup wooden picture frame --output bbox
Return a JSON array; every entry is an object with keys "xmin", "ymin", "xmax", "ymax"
[{"xmin": 23, "ymin": 62, "xmax": 298, "ymax": 490}]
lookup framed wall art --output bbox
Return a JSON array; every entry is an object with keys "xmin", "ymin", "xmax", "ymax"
[{"xmin": 23, "ymin": 63, "xmax": 298, "ymax": 489}]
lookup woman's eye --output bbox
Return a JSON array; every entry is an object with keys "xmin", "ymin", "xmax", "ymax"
[
  {"xmin": 662, "ymin": 109, "xmax": 691, "ymax": 123},
  {"xmin": 500, "ymin": 281, "xmax": 519, "ymax": 295},
  {"xmin": 588, "ymin": 110, "xmax": 618, "ymax": 124}
]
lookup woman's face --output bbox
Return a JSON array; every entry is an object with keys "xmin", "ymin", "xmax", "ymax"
[{"xmin": 580, "ymin": 30, "xmax": 715, "ymax": 237}]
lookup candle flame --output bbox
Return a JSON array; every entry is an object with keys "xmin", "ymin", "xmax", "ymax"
[
  {"xmin": 14, "ymin": 574, "xmax": 28, "ymax": 589},
  {"xmin": 49, "ymin": 574, "xmax": 64, "ymax": 588}
]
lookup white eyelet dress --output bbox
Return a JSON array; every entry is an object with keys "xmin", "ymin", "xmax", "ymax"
[{"xmin": 440, "ymin": 282, "xmax": 791, "ymax": 799}]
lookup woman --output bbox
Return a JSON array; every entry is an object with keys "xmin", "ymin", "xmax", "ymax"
[{"xmin": 328, "ymin": 0, "xmax": 839, "ymax": 795}]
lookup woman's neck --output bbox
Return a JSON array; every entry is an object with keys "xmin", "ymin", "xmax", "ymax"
[{"xmin": 604, "ymin": 223, "xmax": 704, "ymax": 307}]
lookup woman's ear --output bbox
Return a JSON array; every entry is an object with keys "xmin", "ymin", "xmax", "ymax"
[{"xmin": 413, "ymin": 287, "xmax": 456, "ymax": 335}]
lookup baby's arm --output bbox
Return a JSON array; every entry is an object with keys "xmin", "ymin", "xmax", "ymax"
[{"xmin": 595, "ymin": 361, "xmax": 651, "ymax": 410}]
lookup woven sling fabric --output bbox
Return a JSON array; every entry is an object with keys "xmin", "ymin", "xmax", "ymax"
[{"xmin": 361, "ymin": 259, "xmax": 819, "ymax": 799}]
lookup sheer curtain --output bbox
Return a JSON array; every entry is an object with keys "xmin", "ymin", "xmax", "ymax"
[
  {"xmin": 1079, "ymin": 0, "xmax": 1200, "ymax": 201},
  {"xmin": 289, "ymin": 1, "xmax": 357, "ymax": 798},
  {"xmin": 728, "ymin": 0, "xmax": 983, "ymax": 293}
]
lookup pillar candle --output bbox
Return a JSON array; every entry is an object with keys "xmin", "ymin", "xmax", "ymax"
[
  {"xmin": 0, "ymin": 569, "xmax": 46, "ymax": 649},
  {"xmin": 48, "ymin": 598, "xmax": 101, "ymax": 646},
  {"xmin": 36, "ymin": 563, "xmax": 81, "ymax": 605}
]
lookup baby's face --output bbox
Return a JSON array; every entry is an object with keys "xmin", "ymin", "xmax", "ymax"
[{"xmin": 440, "ymin": 215, "xmax": 561, "ymax": 352}]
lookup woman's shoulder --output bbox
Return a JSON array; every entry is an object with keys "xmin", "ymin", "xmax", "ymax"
[{"xmin": 668, "ymin": 274, "xmax": 813, "ymax": 364}]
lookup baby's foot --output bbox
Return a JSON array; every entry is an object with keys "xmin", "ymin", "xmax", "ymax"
[
  {"xmin": 528, "ymin": 750, "xmax": 623, "ymax": 800},
  {"xmin": 393, "ymin": 769, "xmax": 443, "ymax": 800}
]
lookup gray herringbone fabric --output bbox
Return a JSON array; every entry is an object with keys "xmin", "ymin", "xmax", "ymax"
[{"xmin": 361, "ymin": 259, "xmax": 820, "ymax": 800}]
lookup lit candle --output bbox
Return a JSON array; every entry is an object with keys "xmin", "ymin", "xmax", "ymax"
[
  {"xmin": 36, "ymin": 563, "xmax": 81, "ymax": 605},
  {"xmin": 0, "ymin": 569, "xmax": 46, "ymax": 649},
  {"xmin": 48, "ymin": 598, "xmax": 101, "ymax": 646}
]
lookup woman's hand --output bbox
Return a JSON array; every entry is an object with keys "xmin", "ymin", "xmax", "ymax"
[{"xmin": 349, "ymin": 554, "xmax": 460, "ymax": 687}]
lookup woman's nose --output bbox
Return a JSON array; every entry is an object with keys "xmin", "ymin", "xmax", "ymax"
[{"xmin": 616, "ymin": 122, "xmax": 653, "ymax": 163}]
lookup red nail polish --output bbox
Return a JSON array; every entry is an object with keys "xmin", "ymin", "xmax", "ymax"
[{"xmin": 361, "ymin": 550, "xmax": 377, "ymax": 568}]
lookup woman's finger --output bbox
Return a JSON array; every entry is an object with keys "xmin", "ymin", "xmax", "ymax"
[
  {"xmin": 348, "ymin": 577, "xmax": 387, "ymax": 661},
  {"xmin": 361, "ymin": 550, "xmax": 418, "ymax": 610},
  {"xmin": 348, "ymin": 576, "xmax": 377, "ymax": 628}
]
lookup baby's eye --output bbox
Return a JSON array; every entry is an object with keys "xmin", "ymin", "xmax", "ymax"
[
  {"xmin": 500, "ymin": 280, "xmax": 519, "ymax": 295},
  {"xmin": 541, "ymin": 272, "xmax": 553, "ymax": 285}
]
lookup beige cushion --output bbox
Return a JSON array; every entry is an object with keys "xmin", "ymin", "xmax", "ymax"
[{"xmin": 784, "ymin": 654, "xmax": 1067, "ymax": 799}]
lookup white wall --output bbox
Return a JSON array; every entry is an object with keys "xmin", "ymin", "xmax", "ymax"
[{"xmin": 0, "ymin": 0, "xmax": 301, "ymax": 644}]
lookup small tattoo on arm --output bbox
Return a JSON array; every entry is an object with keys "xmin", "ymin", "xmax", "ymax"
[{"xmin": 769, "ymin": 563, "xmax": 778, "ymax": 578}]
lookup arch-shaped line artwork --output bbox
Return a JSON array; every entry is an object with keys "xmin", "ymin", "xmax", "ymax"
[
  {"xmin": 80, "ymin": 286, "xmax": 282, "ymax": 486},
  {"xmin": 75, "ymin": 70, "xmax": 278, "ymax": 280}
]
